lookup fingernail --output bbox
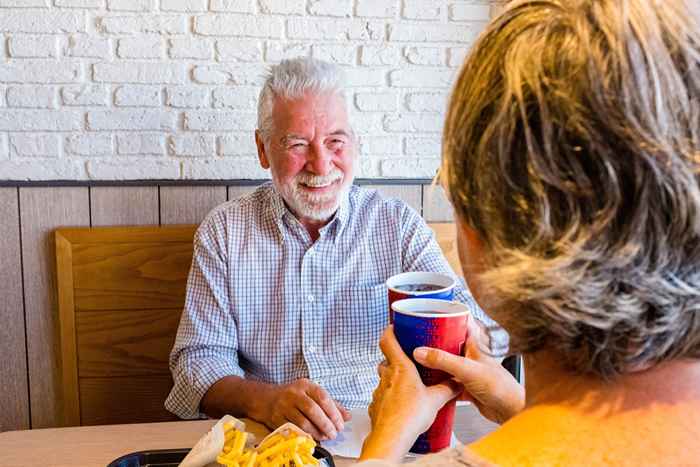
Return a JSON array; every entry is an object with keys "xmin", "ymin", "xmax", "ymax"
[{"xmin": 414, "ymin": 348, "xmax": 428, "ymax": 361}]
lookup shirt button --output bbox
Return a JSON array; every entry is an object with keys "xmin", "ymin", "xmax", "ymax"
[
  {"xmin": 308, "ymin": 345, "xmax": 316, "ymax": 354},
  {"xmin": 307, "ymin": 294, "xmax": 315, "ymax": 302}
]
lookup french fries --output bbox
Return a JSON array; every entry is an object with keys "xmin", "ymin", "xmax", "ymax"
[{"xmin": 216, "ymin": 422, "xmax": 320, "ymax": 467}]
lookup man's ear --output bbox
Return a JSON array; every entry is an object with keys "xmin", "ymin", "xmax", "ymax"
[{"xmin": 255, "ymin": 130, "xmax": 270, "ymax": 169}]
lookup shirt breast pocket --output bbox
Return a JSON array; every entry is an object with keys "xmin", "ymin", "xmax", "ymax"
[{"xmin": 330, "ymin": 284, "xmax": 388, "ymax": 364}]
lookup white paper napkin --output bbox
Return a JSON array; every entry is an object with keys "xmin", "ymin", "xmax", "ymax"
[
  {"xmin": 320, "ymin": 408, "xmax": 459, "ymax": 459},
  {"xmin": 178, "ymin": 415, "xmax": 248, "ymax": 467}
]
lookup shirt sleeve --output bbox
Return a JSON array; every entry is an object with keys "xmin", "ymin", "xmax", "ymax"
[
  {"xmin": 165, "ymin": 212, "xmax": 245, "ymax": 419},
  {"xmin": 399, "ymin": 206, "xmax": 509, "ymax": 356}
]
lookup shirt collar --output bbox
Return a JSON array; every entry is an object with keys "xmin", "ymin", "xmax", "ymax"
[{"xmin": 265, "ymin": 183, "xmax": 353, "ymax": 244}]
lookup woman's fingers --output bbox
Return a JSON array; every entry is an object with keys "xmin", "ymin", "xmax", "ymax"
[
  {"xmin": 426, "ymin": 379, "xmax": 463, "ymax": 410},
  {"xmin": 414, "ymin": 346, "xmax": 481, "ymax": 384}
]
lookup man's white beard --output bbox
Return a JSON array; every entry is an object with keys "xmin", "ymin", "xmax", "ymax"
[{"xmin": 276, "ymin": 168, "xmax": 350, "ymax": 221}]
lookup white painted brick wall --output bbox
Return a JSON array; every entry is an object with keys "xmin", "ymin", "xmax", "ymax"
[
  {"xmin": 0, "ymin": 1, "xmax": 494, "ymax": 180},
  {"xmin": 7, "ymin": 86, "xmax": 57, "ymax": 108},
  {"xmin": 114, "ymin": 85, "xmax": 162, "ymax": 107}
]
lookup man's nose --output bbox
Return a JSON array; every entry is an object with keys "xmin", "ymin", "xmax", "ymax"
[{"xmin": 306, "ymin": 144, "xmax": 333, "ymax": 175}]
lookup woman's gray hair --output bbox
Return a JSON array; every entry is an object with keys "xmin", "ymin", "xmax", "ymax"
[
  {"xmin": 442, "ymin": 0, "xmax": 700, "ymax": 377},
  {"xmin": 257, "ymin": 57, "xmax": 348, "ymax": 143}
]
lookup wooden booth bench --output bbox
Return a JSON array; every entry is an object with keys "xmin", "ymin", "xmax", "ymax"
[{"xmin": 54, "ymin": 223, "xmax": 464, "ymax": 427}]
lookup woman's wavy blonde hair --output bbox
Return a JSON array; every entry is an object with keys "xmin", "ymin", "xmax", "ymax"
[{"xmin": 442, "ymin": 0, "xmax": 700, "ymax": 377}]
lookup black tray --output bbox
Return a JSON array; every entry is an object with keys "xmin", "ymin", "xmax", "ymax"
[{"xmin": 107, "ymin": 446, "xmax": 336, "ymax": 467}]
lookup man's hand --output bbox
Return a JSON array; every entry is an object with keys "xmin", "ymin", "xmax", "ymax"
[
  {"xmin": 261, "ymin": 378, "xmax": 351, "ymax": 441},
  {"xmin": 413, "ymin": 316, "xmax": 525, "ymax": 424},
  {"xmin": 359, "ymin": 327, "xmax": 462, "ymax": 462}
]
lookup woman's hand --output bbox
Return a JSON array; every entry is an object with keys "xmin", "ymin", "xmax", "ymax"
[
  {"xmin": 413, "ymin": 317, "xmax": 525, "ymax": 425},
  {"xmin": 359, "ymin": 326, "xmax": 462, "ymax": 462}
]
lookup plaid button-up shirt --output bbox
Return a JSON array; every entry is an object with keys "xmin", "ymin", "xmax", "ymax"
[{"xmin": 165, "ymin": 183, "xmax": 502, "ymax": 419}]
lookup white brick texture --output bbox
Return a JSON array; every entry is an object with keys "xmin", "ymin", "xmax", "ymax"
[
  {"xmin": 117, "ymin": 36, "xmax": 163, "ymax": 59},
  {"xmin": 10, "ymin": 134, "xmax": 61, "ymax": 158},
  {"xmin": 259, "ymin": 0, "xmax": 304, "ymax": 15},
  {"xmin": 0, "ymin": 1, "xmax": 489, "ymax": 180},
  {"xmin": 356, "ymin": 0, "xmax": 397, "ymax": 18},
  {"xmin": 7, "ymin": 86, "xmax": 56, "ymax": 108},
  {"xmin": 114, "ymin": 85, "xmax": 162, "ymax": 107},
  {"xmin": 308, "ymin": 0, "xmax": 351, "ymax": 18},
  {"xmin": 169, "ymin": 37, "xmax": 212, "ymax": 59},
  {"xmin": 8, "ymin": 35, "xmax": 59, "ymax": 58},
  {"xmin": 168, "ymin": 134, "xmax": 216, "ymax": 157},
  {"xmin": 66, "ymin": 134, "xmax": 113, "ymax": 156}
]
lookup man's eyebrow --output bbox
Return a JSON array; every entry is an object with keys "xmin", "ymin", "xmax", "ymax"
[
  {"xmin": 280, "ymin": 134, "xmax": 307, "ymax": 145},
  {"xmin": 328, "ymin": 130, "xmax": 350, "ymax": 137}
]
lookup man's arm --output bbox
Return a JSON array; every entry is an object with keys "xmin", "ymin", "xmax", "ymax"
[
  {"xmin": 201, "ymin": 376, "xmax": 350, "ymax": 441},
  {"xmin": 166, "ymin": 214, "xmax": 246, "ymax": 419}
]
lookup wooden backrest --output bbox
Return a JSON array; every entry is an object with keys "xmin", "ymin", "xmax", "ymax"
[
  {"xmin": 55, "ymin": 226, "xmax": 197, "ymax": 426},
  {"xmin": 55, "ymin": 223, "xmax": 458, "ymax": 426}
]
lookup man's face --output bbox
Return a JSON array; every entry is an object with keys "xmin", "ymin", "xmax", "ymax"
[{"xmin": 256, "ymin": 91, "xmax": 356, "ymax": 222}]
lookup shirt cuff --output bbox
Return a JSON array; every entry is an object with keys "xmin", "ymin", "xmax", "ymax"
[{"xmin": 165, "ymin": 358, "xmax": 244, "ymax": 419}]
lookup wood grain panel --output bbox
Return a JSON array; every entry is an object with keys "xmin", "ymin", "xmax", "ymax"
[
  {"xmin": 20, "ymin": 187, "xmax": 89, "ymax": 428},
  {"xmin": 422, "ymin": 184, "xmax": 454, "ymax": 222},
  {"xmin": 76, "ymin": 308, "xmax": 181, "ymax": 377},
  {"xmin": 79, "ymin": 375, "xmax": 178, "ymax": 426},
  {"xmin": 90, "ymin": 186, "xmax": 159, "ymax": 226},
  {"xmin": 428, "ymin": 222, "xmax": 462, "ymax": 277},
  {"xmin": 71, "ymin": 242, "xmax": 193, "ymax": 311},
  {"xmin": 57, "ymin": 225, "xmax": 196, "ymax": 244},
  {"xmin": 160, "ymin": 186, "xmax": 226, "ymax": 225},
  {"xmin": 55, "ymin": 231, "xmax": 80, "ymax": 427},
  {"xmin": 363, "ymin": 184, "xmax": 422, "ymax": 213},
  {"xmin": 228, "ymin": 185, "xmax": 259, "ymax": 201},
  {"xmin": 0, "ymin": 187, "xmax": 29, "ymax": 432}
]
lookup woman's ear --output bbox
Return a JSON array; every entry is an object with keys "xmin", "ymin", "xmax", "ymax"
[{"xmin": 456, "ymin": 217, "xmax": 487, "ymax": 304}]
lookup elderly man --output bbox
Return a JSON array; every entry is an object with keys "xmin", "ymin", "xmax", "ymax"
[{"xmin": 165, "ymin": 57, "xmax": 502, "ymax": 441}]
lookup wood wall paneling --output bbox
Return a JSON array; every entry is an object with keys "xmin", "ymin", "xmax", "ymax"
[
  {"xmin": 90, "ymin": 186, "xmax": 159, "ymax": 226},
  {"xmin": 422, "ymin": 184, "xmax": 454, "ymax": 222},
  {"xmin": 19, "ymin": 187, "xmax": 90, "ymax": 428},
  {"xmin": 79, "ymin": 375, "xmax": 178, "ymax": 426},
  {"xmin": 364, "ymin": 184, "xmax": 422, "ymax": 213},
  {"xmin": 0, "ymin": 188, "xmax": 30, "ymax": 432},
  {"xmin": 159, "ymin": 186, "xmax": 227, "ymax": 225}
]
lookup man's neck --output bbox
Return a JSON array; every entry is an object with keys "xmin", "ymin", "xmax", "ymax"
[{"xmin": 298, "ymin": 215, "xmax": 332, "ymax": 242}]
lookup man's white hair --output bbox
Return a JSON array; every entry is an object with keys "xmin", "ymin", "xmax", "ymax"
[{"xmin": 257, "ymin": 57, "xmax": 348, "ymax": 143}]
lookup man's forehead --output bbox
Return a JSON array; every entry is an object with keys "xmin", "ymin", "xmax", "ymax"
[
  {"xmin": 273, "ymin": 92, "xmax": 347, "ymax": 114},
  {"xmin": 272, "ymin": 93, "xmax": 351, "ymax": 133}
]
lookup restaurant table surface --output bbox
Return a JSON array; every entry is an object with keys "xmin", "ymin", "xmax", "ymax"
[{"xmin": 0, "ymin": 403, "xmax": 497, "ymax": 467}]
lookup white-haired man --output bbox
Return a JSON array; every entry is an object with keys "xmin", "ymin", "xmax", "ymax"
[{"xmin": 165, "ymin": 57, "xmax": 503, "ymax": 440}]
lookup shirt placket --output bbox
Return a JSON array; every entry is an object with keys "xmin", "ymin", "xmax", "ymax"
[{"xmin": 295, "ymin": 228, "xmax": 324, "ymax": 388}]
